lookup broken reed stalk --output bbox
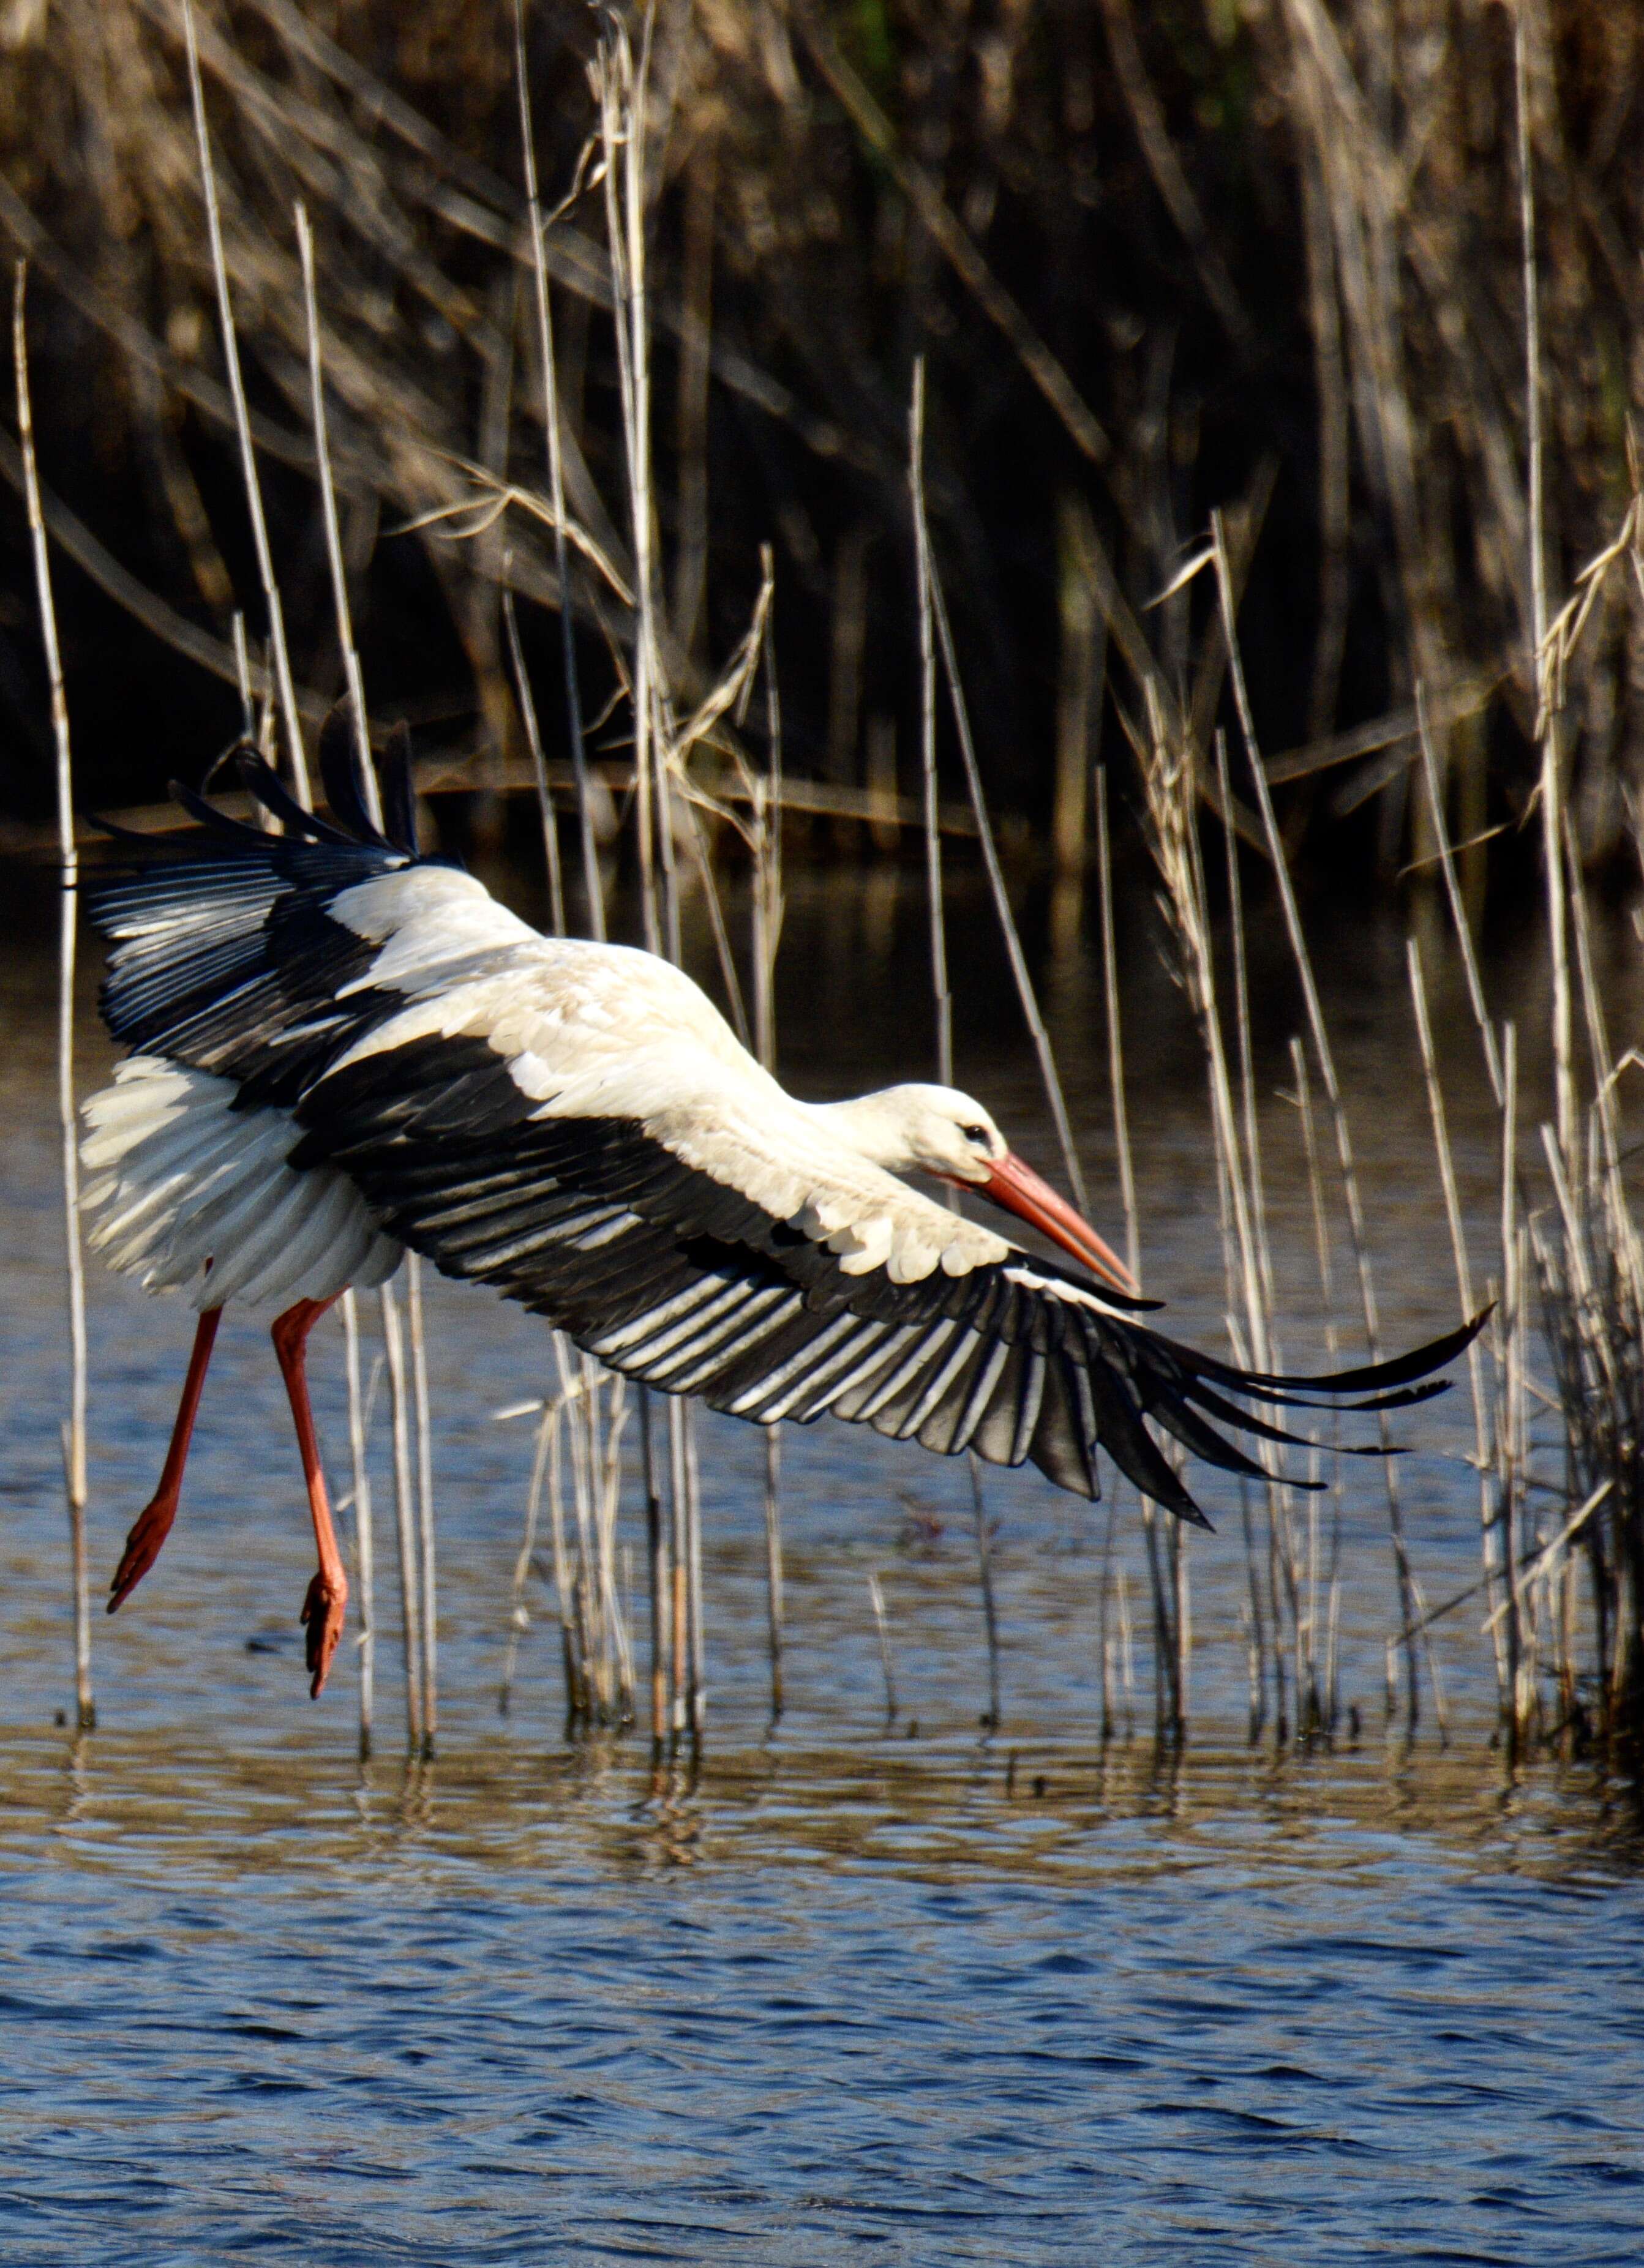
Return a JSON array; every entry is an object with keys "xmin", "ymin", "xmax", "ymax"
[
  {"xmin": 868, "ymin": 1571, "xmax": 898, "ymax": 1724},
  {"xmin": 500, "ymin": 1396, "xmax": 555, "ymax": 1716},
  {"xmin": 1213, "ymin": 512, "xmax": 1428, "ymax": 1729},
  {"xmin": 339, "ymin": 1292, "xmax": 377, "ymax": 1755},
  {"xmin": 511, "ymin": 0, "xmax": 602, "ymax": 940},
  {"xmin": 15, "ymin": 263, "xmax": 92, "ymax": 1732},
  {"xmin": 181, "ymin": 0, "xmax": 307, "ymax": 805}
]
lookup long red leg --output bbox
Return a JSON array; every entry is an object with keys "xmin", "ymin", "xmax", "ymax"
[
  {"xmin": 271, "ymin": 1294, "xmax": 348, "ymax": 1698},
  {"xmin": 108, "ymin": 1306, "xmax": 223, "ymax": 1613}
]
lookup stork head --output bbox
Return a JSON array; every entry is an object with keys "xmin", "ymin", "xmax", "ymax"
[{"xmin": 816, "ymin": 1083, "xmax": 1139, "ymax": 1298}]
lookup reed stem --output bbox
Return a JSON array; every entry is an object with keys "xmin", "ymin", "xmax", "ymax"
[
  {"xmin": 296, "ymin": 205, "xmax": 372, "ymax": 788},
  {"xmin": 339, "ymin": 1292, "xmax": 376, "ymax": 1756},
  {"xmin": 1215, "ymin": 514, "xmax": 1424, "ymax": 1728},
  {"xmin": 1406, "ymin": 940, "xmax": 1506, "ymax": 1710},
  {"xmin": 407, "ymin": 1254, "xmax": 437, "ymax": 1753},
  {"xmin": 503, "ymin": 577, "xmax": 566, "ymax": 935},
  {"xmin": 868, "ymin": 1571, "xmax": 897, "ymax": 1724},
  {"xmin": 182, "ymin": 0, "xmax": 307, "ymax": 805},
  {"xmin": 15, "ymin": 262, "xmax": 92, "ymax": 1732},
  {"xmin": 909, "ymin": 361, "xmax": 951, "ymax": 1090},
  {"xmin": 751, "ymin": 619, "xmax": 787, "ymax": 1718},
  {"xmin": 512, "ymin": 0, "xmax": 602, "ymax": 938},
  {"xmin": 969, "ymin": 1456, "xmax": 1002, "ymax": 1731},
  {"xmin": 1515, "ymin": 12, "xmax": 1572, "ymax": 1164},
  {"xmin": 378, "ymin": 1281, "xmax": 424, "ymax": 1753},
  {"xmin": 1094, "ymin": 766, "xmax": 1139, "ymax": 1286}
]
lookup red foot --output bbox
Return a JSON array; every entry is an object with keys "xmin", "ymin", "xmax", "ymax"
[
  {"xmin": 300, "ymin": 1568, "xmax": 348, "ymax": 1698},
  {"xmin": 107, "ymin": 1494, "xmax": 179, "ymax": 1614}
]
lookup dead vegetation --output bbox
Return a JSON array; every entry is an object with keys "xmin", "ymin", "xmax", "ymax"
[{"xmin": 9, "ymin": 2, "xmax": 1644, "ymax": 1764}]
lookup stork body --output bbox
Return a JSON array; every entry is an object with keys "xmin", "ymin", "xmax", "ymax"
[{"xmin": 81, "ymin": 743, "xmax": 1475, "ymax": 1696}]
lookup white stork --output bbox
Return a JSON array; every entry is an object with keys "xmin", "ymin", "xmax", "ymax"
[{"xmin": 78, "ymin": 723, "xmax": 1477, "ymax": 1697}]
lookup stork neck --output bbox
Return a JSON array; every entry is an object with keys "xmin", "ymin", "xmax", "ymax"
[{"xmin": 803, "ymin": 1091, "xmax": 914, "ymax": 1173}]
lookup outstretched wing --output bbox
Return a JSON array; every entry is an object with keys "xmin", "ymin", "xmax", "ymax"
[
  {"xmin": 85, "ymin": 754, "xmax": 1477, "ymax": 1525},
  {"xmin": 288, "ymin": 1025, "xmax": 1474, "ymax": 1529}
]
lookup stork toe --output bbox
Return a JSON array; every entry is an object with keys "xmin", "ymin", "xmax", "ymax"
[
  {"xmin": 107, "ymin": 1493, "xmax": 179, "ymax": 1614},
  {"xmin": 299, "ymin": 1568, "xmax": 348, "ymax": 1698}
]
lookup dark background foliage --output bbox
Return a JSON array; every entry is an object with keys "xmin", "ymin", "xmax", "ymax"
[{"xmin": 0, "ymin": 1, "xmax": 1639, "ymax": 897}]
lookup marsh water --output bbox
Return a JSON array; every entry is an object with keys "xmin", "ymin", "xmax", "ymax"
[{"xmin": 2, "ymin": 857, "xmax": 1643, "ymax": 2264}]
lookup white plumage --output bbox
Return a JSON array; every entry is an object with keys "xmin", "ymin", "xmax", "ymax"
[
  {"xmin": 83, "ymin": 1057, "xmax": 399, "ymax": 1309},
  {"xmin": 78, "ymin": 731, "xmax": 1476, "ymax": 1700}
]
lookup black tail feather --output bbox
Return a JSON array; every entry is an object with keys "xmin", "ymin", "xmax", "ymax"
[
  {"xmin": 167, "ymin": 776, "xmax": 272, "ymax": 844},
  {"xmin": 233, "ymin": 752, "xmax": 358, "ymax": 846},
  {"xmin": 316, "ymin": 701, "xmax": 391, "ymax": 848},
  {"xmin": 380, "ymin": 720, "xmax": 419, "ymax": 857}
]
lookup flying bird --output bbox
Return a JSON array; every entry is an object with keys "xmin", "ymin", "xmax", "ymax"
[{"xmin": 79, "ymin": 725, "xmax": 1477, "ymax": 1697}]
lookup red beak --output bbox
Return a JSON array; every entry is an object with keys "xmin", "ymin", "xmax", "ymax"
[{"xmin": 971, "ymin": 1152, "xmax": 1140, "ymax": 1298}]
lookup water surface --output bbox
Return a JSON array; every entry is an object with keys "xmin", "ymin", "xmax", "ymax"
[{"xmin": 1, "ymin": 866, "xmax": 1641, "ymax": 2264}]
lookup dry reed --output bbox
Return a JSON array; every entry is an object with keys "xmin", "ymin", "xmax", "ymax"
[
  {"xmin": 14, "ymin": 262, "xmax": 93, "ymax": 1731},
  {"xmin": 21, "ymin": 0, "xmax": 1644, "ymax": 1768}
]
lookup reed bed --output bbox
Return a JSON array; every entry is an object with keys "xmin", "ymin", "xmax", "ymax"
[
  {"xmin": 2, "ymin": 4, "xmax": 1640, "ymax": 868},
  {"xmin": 13, "ymin": 0, "xmax": 1644, "ymax": 1770}
]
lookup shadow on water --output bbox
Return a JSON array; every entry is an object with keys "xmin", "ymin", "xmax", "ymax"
[{"xmin": 4, "ymin": 863, "xmax": 1644, "ymax": 2263}]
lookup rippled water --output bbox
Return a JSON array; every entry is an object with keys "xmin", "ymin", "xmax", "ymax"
[{"xmin": 3, "ymin": 863, "xmax": 1643, "ymax": 2263}]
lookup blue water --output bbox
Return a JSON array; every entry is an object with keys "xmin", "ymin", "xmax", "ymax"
[
  {"xmin": 2, "ymin": 1730, "xmax": 1640, "ymax": 2264},
  {"xmin": 3, "ymin": 878, "xmax": 1642, "ymax": 2262}
]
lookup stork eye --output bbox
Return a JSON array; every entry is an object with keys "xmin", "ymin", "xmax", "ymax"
[{"xmin": 963, "ymin": 1124, "xmax": 989, "ymax": 1147}]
